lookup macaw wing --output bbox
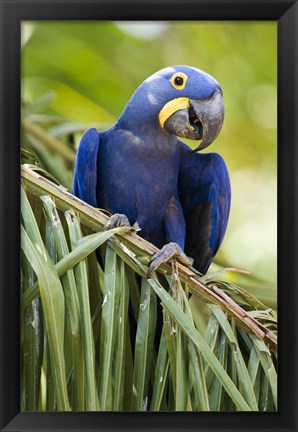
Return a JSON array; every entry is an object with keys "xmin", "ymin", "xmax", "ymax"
[
  {"xmin": 178, "ymin": 142, "xmax": 231, "ymax": 274},
  {"xmin": 73, "ymin": 128, "xmax": 99, "ymax": 207}
]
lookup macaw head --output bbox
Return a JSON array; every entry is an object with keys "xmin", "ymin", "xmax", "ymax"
[{"xmin": 118, "ymin": 65, "xmax": 224, "ymax": 151}]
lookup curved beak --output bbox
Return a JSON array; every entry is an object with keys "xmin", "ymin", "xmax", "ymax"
[{"xmin": 163, "ymin": 90, "xmax": 224, "ymax": 151}]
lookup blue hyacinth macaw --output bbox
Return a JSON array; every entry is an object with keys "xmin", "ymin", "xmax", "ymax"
[{"xmin": 73, "ymin": 65, "xmax": 231, "ymax": 276}]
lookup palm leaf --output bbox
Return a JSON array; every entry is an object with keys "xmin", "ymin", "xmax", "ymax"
[{"xmin": 21, "ymin": 165, "xmax": 277, "ymax": 412}]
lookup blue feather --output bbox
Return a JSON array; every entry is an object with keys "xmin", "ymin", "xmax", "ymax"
[{"xmin": 73, "ymin": 66, "xmax": 230, "ymax": 273}]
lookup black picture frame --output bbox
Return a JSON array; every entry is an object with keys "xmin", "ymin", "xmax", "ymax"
[{"xmin": 1, "ymin": 1, "xmax": 297, "ymax": 431}]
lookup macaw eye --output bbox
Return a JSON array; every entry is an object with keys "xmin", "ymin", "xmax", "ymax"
[
  {"xmin": 174, "ymin": 76, "xmax": 184, "ymax": 86},
  {"xmin": 170, "ymin": 72, "xmax": 188, "ymax": 90}
]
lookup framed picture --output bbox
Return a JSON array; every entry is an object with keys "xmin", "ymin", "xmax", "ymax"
[{"xmin": 1, "ymin": 1, "xmax": 297, "ymax": 431}]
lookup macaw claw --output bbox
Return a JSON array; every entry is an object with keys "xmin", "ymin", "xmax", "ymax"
[
  {"xmin": 104, "ymin": 213, "xmax": 131, "ymax": 230},
  {"xmin": 147, "ymin": 242, "xmax": 194, "ymax": 278}
]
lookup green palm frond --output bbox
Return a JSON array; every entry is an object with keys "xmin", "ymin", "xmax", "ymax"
[{"xmin": 21, "ymin": 164, "xmax": 277, "ymax": 412}]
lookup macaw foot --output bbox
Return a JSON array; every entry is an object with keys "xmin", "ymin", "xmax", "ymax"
[
  {"xmin": 104, "ymin": 213, "xmax": 131, "ymax": 230},
  {"xmin": 147, "ymin": 242, "xmax": 194, "ymax": 278}
]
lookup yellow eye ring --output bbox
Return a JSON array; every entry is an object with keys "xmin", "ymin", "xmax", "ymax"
[{"xmin": 169, "ymin": 72, "xmax": 188, "ymax": 90}]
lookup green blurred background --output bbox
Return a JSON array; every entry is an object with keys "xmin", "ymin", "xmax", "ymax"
[{"xmin": 21, "ymin": 21, "xmax": 277, "ymax": 305}]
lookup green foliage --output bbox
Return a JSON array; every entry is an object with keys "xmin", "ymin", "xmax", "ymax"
[{"xmin": 21, "ymin": 167, "xmax": 277, "ymax": 412}]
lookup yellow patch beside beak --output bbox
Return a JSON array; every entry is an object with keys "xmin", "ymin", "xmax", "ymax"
[{"xmin": 159, "ymin": 97, "xmax": 190, "ymax": 128}]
